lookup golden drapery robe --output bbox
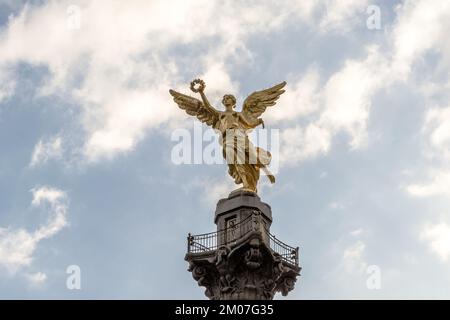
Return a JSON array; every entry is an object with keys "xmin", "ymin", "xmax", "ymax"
[{"xmin": 215, "ymin": 111, "xmax": 271, "ymax": 192}]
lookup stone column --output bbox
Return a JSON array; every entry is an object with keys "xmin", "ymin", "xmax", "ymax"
[{"xmin": 185, "ymin": 190, "xmax": 301, "ymax": 300}]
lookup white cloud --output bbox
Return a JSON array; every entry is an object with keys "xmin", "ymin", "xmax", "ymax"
[
  {"xmin": 320, "ymin": 0, "xmax": 369, "ymax": 33},
  {"xmin": 276, "ymin": 0, "xmax": 450, "ymax": 169},
  {"xmin": 0, "ymin": 186, "xmax": 68, "ymax": 284},
  {"xmin": 424, "ymin": 107, "xmax": 450, "ymax": 160},
  {"xmin": 280, "ymin": 123, "xmax": 330, "ymax": 166},
  {"xmin": 319, "ymin": 46, "xmax": 390, "ymax": 149},
  {"xmin": 266, "ymin": 68, "xmax": 321, "ymax": 123},
  {"xmin": 29, "ymin": 135, "xmax": 63, "ymax": 167},
  {"xmin": 392, "ymin": 2, "xmax": 450, "ymax": 198},
  {"xmin": 274, "ymin": 45, "xmax": 391, "ymax": 168},
  {"xmin": 421, "ymin": 223, "xmax": 450, "ymax": 261},
  {"xmin": 1, "ymin": 0, "xmax": 449, "ymax": 182},
  {"xmin": 26, "ymin": 271, "xmax": 47, "ymax": 286},
  {"xmin": 341, "ymin": 240, "xmax": 367, "ymax": 273},
  {"xmin": 350, "ymin": 228, "xmax": 364, "ymax": 236},
  {"xmin": 343, "ymin": 240, "xmax": 365, "ymax": 260},
  {"xmin": 407, "ymin": 107, "xmax": 450, "ymax": 197},
  {"xmin": 392, "ymin": 1, "xmax": 450, "ymax": 79},
  {"xmin": 0, "ymin": 69, "xmax": 15, "ymax": 102},
  {"xmin": 268, "ymin": 46, "xmax": 391, "ymax": 167},
  {"xmin": 0, "ymin": 0, "xmax": 316, "ymax": 162},
  {"xmin": 329, "ymin": 201, "xmax": 346, "ymax": 210},
  {"xmin": 407, "ymin": 170, "xmax": 450, "ymax": 197},
  {"xmin": 196, "ymin": 62, "xmax": 239, "ymax": 111},
  {"xmin": 184, "ymin": 175, "xmax": 237, "ymax": 208},
  {"xmin": 0, "ymin": 0, "xmax": 388, "ymax": 164}
]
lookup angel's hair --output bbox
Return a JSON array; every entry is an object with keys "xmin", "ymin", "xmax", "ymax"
[{"xmin": 222, "ymin": 94, "xmax": 236, "ymax": 106}]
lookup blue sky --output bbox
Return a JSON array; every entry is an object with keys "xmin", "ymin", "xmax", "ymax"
[{"xmin": 1, "ymin": 0, "xmax": 450, "ymax": 299}]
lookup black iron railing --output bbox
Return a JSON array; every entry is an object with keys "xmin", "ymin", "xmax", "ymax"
[
  {"xmin": 266, "ymin": 230, "xmax": 299, "ymax": 266},
  {"xmin": 187, "ymin": 212, "xmax": 299, "ymax": 266},
  {"xmin": 187, "ymin": 214, "xmax": 253, "ymax": 254}
]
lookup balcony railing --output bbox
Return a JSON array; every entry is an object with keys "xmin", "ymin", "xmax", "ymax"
[
  {"xmin": 187, "ymin": 212, "xmax": 299, "ymax": 266},
  {"xmin": 187, "ymin": 214, "xmax": 253, "ymax": 254},
  {"xmin": 266, "ymin": 230, "xmax": 299, "ymax": 266}
]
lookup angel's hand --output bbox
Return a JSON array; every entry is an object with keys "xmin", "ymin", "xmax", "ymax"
[
  {"xmin": 259, "ymin": 119, "xmax": 265, "ymax": 129},
  {"xmin": 190, "ymin": 79, "xmax": 205, "ymax": 93}
]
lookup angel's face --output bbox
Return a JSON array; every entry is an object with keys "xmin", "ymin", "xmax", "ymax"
[{"xmin": 222, "ymin": 95, "xmax": 236, "ymax": 110}]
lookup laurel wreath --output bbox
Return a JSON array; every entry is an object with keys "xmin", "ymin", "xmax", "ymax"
[{"xmin": 190, "ymin": 79, "xmax": 205, "ymax": 93}]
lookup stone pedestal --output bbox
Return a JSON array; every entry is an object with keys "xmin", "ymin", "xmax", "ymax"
[{"xmin": 185, "ymin": 190, "xmax": 301, "ymax": 300}]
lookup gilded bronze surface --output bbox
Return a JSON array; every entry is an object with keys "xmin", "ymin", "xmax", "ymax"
[{"xmin": 170, "ymin": 79, "xmax": 286, "ymax": 193}]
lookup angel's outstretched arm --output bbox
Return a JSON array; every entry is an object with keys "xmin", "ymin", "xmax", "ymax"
[{"xmin": 198, "ymin": 90, "xmax": 218, "ymax": 114}]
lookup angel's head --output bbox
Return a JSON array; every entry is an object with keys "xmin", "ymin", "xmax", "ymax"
[{"xmin": 222, "ymin": 94, "xmax": 236, "ymax": 111}]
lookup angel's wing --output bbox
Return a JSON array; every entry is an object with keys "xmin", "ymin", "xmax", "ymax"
[
  {"xmin": 241, "ymin": 81, "xmax": 286, "ymax": 121},
  {"xmin": 169, "ymin": 89, "xmax": 218, "ymax": 127}
]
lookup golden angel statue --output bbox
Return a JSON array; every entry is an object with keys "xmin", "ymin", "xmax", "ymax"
[{"xmin": 169, "ymin": 79, "xmax": 286, "ymax": 193}]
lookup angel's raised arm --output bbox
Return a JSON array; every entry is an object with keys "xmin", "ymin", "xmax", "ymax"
[
  {"xmin": 198, "ymin": 89, "xmax": 219, "ymax": 115},
  {"xmin": 189, "ymin": 79, "xmax": 219, "ymax": 115}
]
